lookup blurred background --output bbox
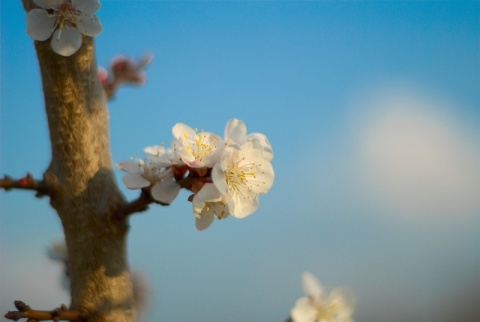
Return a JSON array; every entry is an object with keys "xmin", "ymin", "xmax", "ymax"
[{"xmin": 1, "ymin": 1, "xmax": 479, "ymax": 321}]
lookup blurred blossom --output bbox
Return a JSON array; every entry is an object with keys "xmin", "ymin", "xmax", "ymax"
[
  {"xmin": 291, "ymin": 272, "xmax": 354, "ymax": 322},
  {"xmin": 46, "ymin": 240, "xmax": 68, "ymax": 262},
  {"xmin": 99, "ymin": 53, "xmax": 153, "ymax": 98},
  {"xmin": 46, "ymin": 240, "xmax": 70, "ymax": 290},
  {"xmin": 349, "ymin": 87, "xmax": 480, "ymax": 224}
]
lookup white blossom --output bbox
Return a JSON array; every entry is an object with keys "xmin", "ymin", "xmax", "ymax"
[
  {"xmin": 291, "ymin": 272, "xmax": 354, "ymax": 322},
  {"xmin": 172, "ymin": 123, "xmax": 223, "ymax": 168},
  {"xmin": 26, "ymin": 0, "xmax": 102, "ymax": 56},
  {"xmin": 224, "ymin": 118, "xmax": 273, "ymax": 161},
  {"xmin": 144, "ymin": 143, "xmax": 182, "ymax": 168},
  {"xmin": 117, "ymin": 159, "xmax": 180, "ymax": 204},
  {"xmin": 192, "ymin": 183, "xmax": 230, "ymax": 231},
  {"xmin": 212, "ymin": 140, "xmax": 274, "ymax": 218}
]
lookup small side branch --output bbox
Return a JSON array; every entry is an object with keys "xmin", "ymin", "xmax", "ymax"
[
  {"xmin": 0, "ymin": 173, "xmax": 50, "ymax": 197},
  {"xmin": 112, "ymin": 188, "xmax": 166, "ymax": 221},
  {"xmin": 4, "ymin": 301, "xmax": 82, "ymax": 322}
]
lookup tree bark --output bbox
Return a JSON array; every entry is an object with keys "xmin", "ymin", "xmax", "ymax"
[{"xmin": 22, "ymin": 1, "xmax": 135, "ymax": 321}]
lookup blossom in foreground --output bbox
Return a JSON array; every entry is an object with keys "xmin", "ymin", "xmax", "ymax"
[
  {"xmin": 291, "ymin": 272, "xmax": 354, "ymax": 322},
  {"xmin": 224, "ymin": 118, "xmax": 273, "ymax": 161},
  {"xmin": 192, "ymin": 183, "xmax": 230, "ymax": 230},
  {"xmin": 26, "ymin": 0, "xmax": 102, "ymax": 56},
  {"xmin": 212, "ymin": 140, "xmax": 274, "ymax": 218},
  {"xmin": 117, "ymin": 159, "xmax": 180, "ymax": 204},
  {"xmin": 118, "ymin": 118, "xmax": 274, "ymax": 230},
  {"xmin": 172, "ymin": 123, "xmax": 224, "ymax": 168}
]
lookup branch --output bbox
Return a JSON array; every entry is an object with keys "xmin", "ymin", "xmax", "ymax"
[
  {"xmin": 4, "ymin": 301, "xmax": 82, "ymax": 322},
  {"xmin": 0, "ymin": 173, "xmax": 50, "ymax": 197},
  {"xmin": 112, "ymin": 188, "xmax": 159, "ymax": 221}
]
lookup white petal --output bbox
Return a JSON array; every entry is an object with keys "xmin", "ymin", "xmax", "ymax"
[
  {"xmin": 144, "ymin": 145, "xmax": 166, "ymax": 157},
  {"xmin": 200, "ymin": 183, "xmax": 223, "ymax": 201},
  {"xmin": 195, "ymin": 213, "xmax": 215, "ymax": 231},
  {"xmin": 247, "ymin": 133, "xmax": 273, "ymax": 161},
  {"xmin": 123, "ymin": 173, "xmax": 150, "ymax": 189},
  {"xmin": 209, "ymin": 202, "xmax": 230, "ymax": 219},
  {"xmin": 246, "ymin": 158, "xmax": 274, "ymax": 194},
  {"xmin": 327, "ymin": 289, "xmax": 354, "ymax": 319},
  {"xmin": 193, "ymin": 183, "xmax": 223, "ymax": 214},
  {"xmin": 212, "ymin": 163, "xmax": 228, "ymax": 194},
  {"xmin": 238, "ymin": 140, "xmax": 263, "ymax": 161},
  {"xmin": 50, "ymin": 28, "xmax": 82, "ymax": 56},
  {"xmin": 302, "ymin": 272, "xmax": 324, "ymax": 300},
  {"xmin": 291, "ymin": 297, "xmax": 317, "ymax": 322},
  {"xmin": 172, "ymin": 123, "xmax": 196, "ymax": 141},
  {"xmin": 228, "ymin": 191, "xmax": 259, "ymax": 218},
  {"xmin": 72, "ymin": 0, "xmax": 100, "ymax": 14},
  {"xmin": 26, "ymin": 9, "xmax": 56, "ymax": 41},
  {"xmin": 151, "ymin": 180, "xmax": 180, "ymax": 204},
  {"xmin": 117, "ymin": 161, "xmax": 142, "ymax": 174},
  {"xmin": 220, "ymin": 144, "xmax": 241, "ymax": 170},
  {"xmin": 76, "ymin": 14, "xmax": 102, "ymax": 37},
  {"xmin": 34, "ymin": 0, "xmax": 64, "ymax": 9},
  {"xmin": 201, "ymin": 144, "xmax": 224, "ymax": 168},
  {"xmin": 224, "ymin": 118, "xmax": 247, "ymax": 144}
]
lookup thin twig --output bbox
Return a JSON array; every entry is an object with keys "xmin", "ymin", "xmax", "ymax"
[
  {"xmin": 0, "ymin": 173, "xmax": 49, "ymax": 197},
  {"xmin": 112, "ymin": 188, "xmax": 160, "ymax": 221},
  {"xmin": 4, "ymin": 301, "xmax": 82, "ymax": 322}
]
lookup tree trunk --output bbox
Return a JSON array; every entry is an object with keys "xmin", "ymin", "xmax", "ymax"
[{"xmin": 23, "ymin": 1, "xmax": 135, "ymax": 321}]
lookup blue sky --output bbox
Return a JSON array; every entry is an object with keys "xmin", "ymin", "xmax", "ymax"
[{"xmin": 1, "ymin": 1, "xmax": 480, "ymax": 321}]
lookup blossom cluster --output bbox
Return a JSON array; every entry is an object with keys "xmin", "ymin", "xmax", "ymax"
[
  {"xmin": 98, "ymin": 54, "xmax": 153, "ymax": 98},
  {"xmin": 291, "ymin": 272, "xmax": 354, "ymax": 322},
  {"xmin": 118, "ymin": 119, "xmax": 274, "ymax": 230},
  {"xmin": 26, "ymin": 0, "xmax": 102, "ymax": 56}
]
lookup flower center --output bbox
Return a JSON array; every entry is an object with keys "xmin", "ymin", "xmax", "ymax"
[
  {"xmin": 54, "ymin": 2, "xmax": 79, "ymax": 30},
  {"xmin": 225, "ymin": 158, "xmax": 264, "ymax": 197},
  {"xmin": 202, "ymin": 202, "xmax": 228, "ymax": 220},
  {"xmin": 185, "ymin": 130, "xmax": 219, "ymax": 161}
]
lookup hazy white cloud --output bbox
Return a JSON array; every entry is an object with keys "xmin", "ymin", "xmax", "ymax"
[{"xmin": 349, "ymin": 86, "xmax": 480, "ymax": 223}]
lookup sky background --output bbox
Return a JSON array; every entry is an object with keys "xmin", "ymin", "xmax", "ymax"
[{"xmin": 1, "ymin": 1, "xmax": 480, "ymax": 321}]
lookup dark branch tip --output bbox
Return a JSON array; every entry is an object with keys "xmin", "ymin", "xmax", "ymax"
[{"xmin": 14, "ymin": 300, "xmax": 30, "ymax": 312}]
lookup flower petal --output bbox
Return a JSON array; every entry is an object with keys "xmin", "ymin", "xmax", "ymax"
[
  {"xmin": 33, "ymin": 0, "xmax": 64, "ymax": 9},
  {"xmin": 26, "ymin": 9, "xmax": 56, "ymax": 41},
  {"xmin": 172, "ymin": 123, "xmax": 196, "ymax": 141},
  {"xmin": 291, "ymin": 297, "xmax": 317, "ymax": 322},
  {"xmin": 195, "ymin": 212, "xmax": 215, "ymax": 231},
  {"xmin": 192, "ymin": 183, "xmax": 223, "ymax": 215},
  {"xmin": 228, "ymin": 191, "xmax": 259, "ymax": 218},
  {"xmin": 224, "ymin": 118, "xmax": 247, "ymax": 144},
  {"xmin": 123, "ymin": 173, "xmax": 150, "ymax": 189},
  {"xmin": 72, "ymin": 0, "xmax": 100, "ymax": 14},
  {"xmin": 144, "ymin": 145, "xmax": 166, "ymax": 158},
  {"xmin": 50, "ymin": 27, "xmax": 82, "ymax": 56},
  {"xmin": 151, "ymin": 180, "xmax": 180, "ymax": 204},
  {"xmin": 117, "ymin": 161, "xmax": 142, "ymax": 174},
  {"xmin": 76, "ymin": 13, "xmax": 102, "ymax": 37},
  {"xmin": 212, "ymin": 163, "xmax": 228, "ymax": 194},
  {"xmin": 220, "ymin": 144, "xmax": 241, "ymax": 170},
  {"xmin": 302, "ymin": 272, "xmax": 324, "ymax": 300},
  {"xmin": 244, "ymin": 158, "xmax": 274, "ymax": 194},
  {"xmin": 247, "ymin": 133, "xmax": 273, "ymax": 161}
]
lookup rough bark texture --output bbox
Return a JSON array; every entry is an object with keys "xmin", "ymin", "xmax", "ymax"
[{"xmin": 23, "ymin": 1, "xmax": 135, "ymax": 321}]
